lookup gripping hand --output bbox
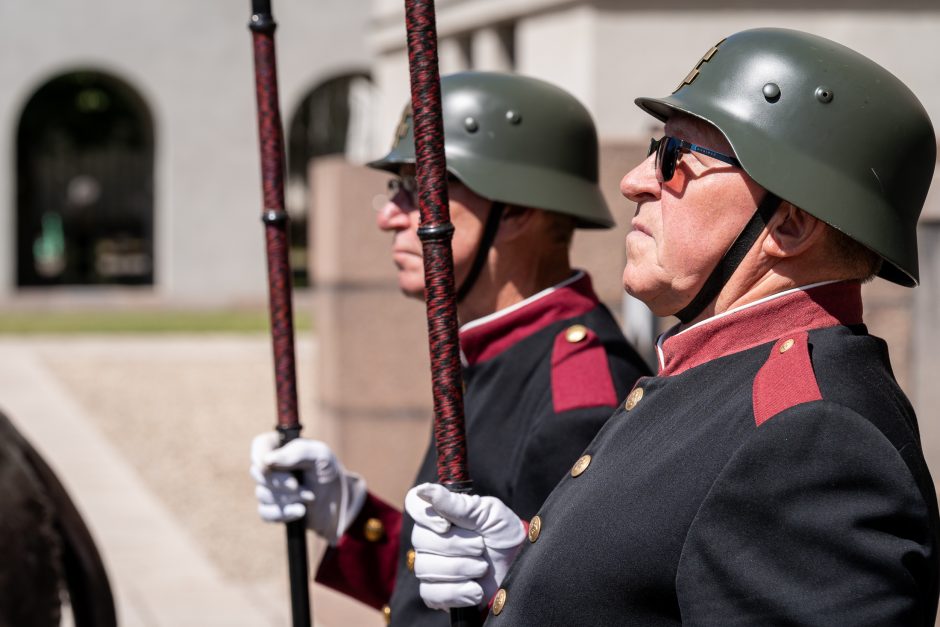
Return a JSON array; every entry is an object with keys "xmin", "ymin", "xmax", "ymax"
[
  {"xmin": 406, "ymin": 482, "xmax": 525, "ymax": 610},
  {"xmin": 250, "ymin": 432, "xmax": 366, "ymax": 545}
]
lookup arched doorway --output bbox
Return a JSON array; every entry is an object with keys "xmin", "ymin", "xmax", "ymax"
[
  {"xmin": 286, "ymin": 72, "xmax": 372, "ymax": 287},
  {"xmin": 16, "ymin": 70, "xmax": 155, "ymax": 287}
]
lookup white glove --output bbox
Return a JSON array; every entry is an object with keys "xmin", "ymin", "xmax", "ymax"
[
  {"xmin": 250, "ymin": 432, "xmax": 367, "ymax": 545},
  {"xmin": 406, "ymin": 482, "xmax": 526, "ymax": 611}
]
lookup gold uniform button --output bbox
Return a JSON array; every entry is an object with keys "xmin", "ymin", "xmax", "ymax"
[
  {"xmin": 625, "ymin": 387, "xmax": 644, "ymax": 411},
  {"xmin": 492, "ymin": 588, "xmax": 507, "ymax": 615},
  {"xmin": 364, "ymin": 517, "xmax": 385, "ymax": 542},
  {"xmin": 565, "ymin": 324, "xmax": 588, "ymax": 343},
  {"xmin": 779, "ymin": 338, "xmax": 795, "ymax": 353},
  {"xmin": 406, "ymin": 548, "xmax": 416, "ymax": 572},
  {"xmin": 382, "ymin": 604, "xmax": 391, "ymax": 624},
  {"xmin": 528, "ymin": 515, "xmax": 542, "ymax": 543},
  {"xmin": 571, "ymin": 454, "xmax": 592, "ymax": 477}
]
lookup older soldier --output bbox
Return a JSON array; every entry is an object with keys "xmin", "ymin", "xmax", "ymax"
[
  {"xmin": 407, "ymin": 29, "xmax": 940, "ymax": 625},
  {"xmin": 250, "ymin": 71, "xmax": 650, "ymax": 625}
]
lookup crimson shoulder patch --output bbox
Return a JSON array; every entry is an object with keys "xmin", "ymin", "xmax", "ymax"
[
  {"xmin": 752, "ymin": 330, "xmax": 822, "ymax": 426},
  {"xmin": 551, "ymin": 324, "xmax": 617, "ymax": 413}
]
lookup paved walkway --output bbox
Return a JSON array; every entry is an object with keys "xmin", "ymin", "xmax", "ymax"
[{"xmin": 0, "ymin": 335, "xmax": 381, "ymax": 627}]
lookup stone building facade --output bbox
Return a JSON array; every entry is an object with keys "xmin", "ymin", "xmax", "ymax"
[{"xmin": 0, "ymin": 0, "xmax": 372, "ymax": 303}]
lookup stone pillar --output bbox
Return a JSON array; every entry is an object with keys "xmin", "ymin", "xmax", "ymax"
[
  {"xmin": 306, "ymin": 156, "xmax": 433, "ymax": 625},
  {"xmin": 308, "ymin": 157, "xmax": 433, "ymax": 505},
  {"xmin": 913, "ymin": 222, "xmax": 940, "ymax": 468}
]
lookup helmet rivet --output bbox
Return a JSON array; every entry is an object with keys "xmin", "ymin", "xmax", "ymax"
[
  {"xmin": 815, "ymin": 86, "xmax": 833, "ymax": 103},
  {"xmin": 463, "ymin": 117, "xmax": 479, "ymax": 133},
  {"xmin": 505, "ymin": 110, "xmax": 522, "ymax": 125},
  {"xmin": 762, "ymin": 83, "xmax": 781, "ymax": 103}
]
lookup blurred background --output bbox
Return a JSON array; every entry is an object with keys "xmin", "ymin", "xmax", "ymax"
[{"xmin": 0, "ymin": 0, "xmax": 938, "ymax": 625}]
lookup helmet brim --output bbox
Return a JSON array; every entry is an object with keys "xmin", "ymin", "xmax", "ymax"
[{"xmin": 634, "ymin": 94, "xmax": 918, "ymax": 287}]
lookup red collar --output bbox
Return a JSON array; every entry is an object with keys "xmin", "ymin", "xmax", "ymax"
[
  {"xmin": 460, "ymin": 272, "xmax": 600, "ymax": 367},
  {"xmin": 657, "ymin": 281, "xmax": 864, "ymax": 377}
]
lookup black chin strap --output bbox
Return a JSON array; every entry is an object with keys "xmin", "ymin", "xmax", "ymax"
[
  {"xmin": 456, "ymin": 202, "xmax": 505, "ymax": 303},
  {"xmin": 675, "ymin": 193, "xmax": 782, "ymax": 323}
]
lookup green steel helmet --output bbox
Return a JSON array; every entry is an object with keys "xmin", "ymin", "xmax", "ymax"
[
  {"xmin": 635, "ymin": 28, "xmax": 936, "ymax": 286},
  {"xmin": 369, "ymin": 71, "xmax": 614, "ymax": 228}
]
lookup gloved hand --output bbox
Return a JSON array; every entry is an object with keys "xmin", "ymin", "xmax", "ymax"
[
  {"xmin": 250, "ymin": 432, "xmax": 367, "ymax": 545},
  {"xmin": 406, "ymin": 482, "xmax": 526, "ymax": 611}
]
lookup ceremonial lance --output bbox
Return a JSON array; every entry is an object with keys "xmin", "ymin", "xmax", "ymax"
[
  {"xmin": 248, "ymin": 2, "xmax": 311, "ymax": 626},
  {"xmin": 403, "ymin": 0, "xmax": 479, "ymax": 625}
]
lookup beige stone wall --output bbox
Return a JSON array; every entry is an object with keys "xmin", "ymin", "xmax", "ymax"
[
  {"xmin": 307, "ymin": 156, "xmax": 432, "ymax": 624},
  {"xmin": 308, "ymin": 156, "xmax": 432, "ymax": 507},
  {"xmin": 912, "ymin": 223, "xmax": 940, "ymax": 485}
]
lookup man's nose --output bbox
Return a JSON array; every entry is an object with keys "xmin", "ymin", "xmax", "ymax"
[
  {"xmin": 620, "ymin": 153, "xmax": 661, "ymax": 204},
  {"xmin": 376, "ymin": 198, "xmax": 415, "ymax": 231}
]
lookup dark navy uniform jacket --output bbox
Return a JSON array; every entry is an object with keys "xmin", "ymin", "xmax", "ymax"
[
  {"xmin": 316, "ymin": 271, "xmax": 651, "ymax": 624},
  {"xmin": 487, "ymin": 281, "xmax": 940, "ymax": 626}
]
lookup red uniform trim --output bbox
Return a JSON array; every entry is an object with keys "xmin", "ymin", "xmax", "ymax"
[
  {"xmin": 314, "ymin": 492, "xmax": 402, "ymax": 610},
  {"xmin": 551, "ymin": 328, "xmax": 618, "ymax": 412},
  {"xmin": 461, "ymin": 272, "xmax": 599, "ymax": 367},
  {"xmin": 659, "ymin": 282, "xmax": 862, "ymax": 377},
  {"xmin": 752, "ymin": 331, "xmax": 823, "ymax": 426}
]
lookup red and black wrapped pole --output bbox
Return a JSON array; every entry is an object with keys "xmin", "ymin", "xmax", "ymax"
[
  {"xmin": 248, "ymin": 2, "xmax": 311, "ymax": 626},
  {"xmin": 403, "ymin": 1, "xmax": 479, "ymax": 625}
]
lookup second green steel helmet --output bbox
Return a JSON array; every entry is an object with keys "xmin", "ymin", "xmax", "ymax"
[
  {"xmin": 369, "ymin": 71, "xmax": 614, "ymax": 229},
  {"xmin": 635, "ymin": 28, "xmax": 936, "ymax": 286}
]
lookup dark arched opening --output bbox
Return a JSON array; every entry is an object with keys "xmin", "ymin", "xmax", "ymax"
[
  {"xmin": 16, "ymin": 70, "xmax": 155, "ymax": 287},
  {"xmin": 286, "ymin": 72, "xmax": 372, "ymax": 287}
]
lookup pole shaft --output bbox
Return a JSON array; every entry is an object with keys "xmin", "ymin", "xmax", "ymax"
[
  {"xmin": 404, "ymin": 0, "xmax": 470, "ymax": 489},
  {"xmin": 404, "ymin": 1, "xmax": 479, "ymax": 625},
  {"xmin": 249, "ymin": 3, "xmax": 311, "ymax": 626}
]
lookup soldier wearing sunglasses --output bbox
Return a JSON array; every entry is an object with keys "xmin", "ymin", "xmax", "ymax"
[
  {"xmin": 407, "ymin": 28, "xmax": 940, "ymax": 625},
  {"xmin": 249, "ymin": 71, "xmax": 651, "ymax": 625}
]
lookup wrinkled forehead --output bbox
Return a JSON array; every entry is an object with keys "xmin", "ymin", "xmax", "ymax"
[{"xmin": 664, "ymin": 112, "xmax": 734, "ymax": 155}]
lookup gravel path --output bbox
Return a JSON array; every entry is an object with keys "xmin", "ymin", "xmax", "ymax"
[{"xmin": 0, "ymin": 334, "xmax": 382, "ymax": 627}]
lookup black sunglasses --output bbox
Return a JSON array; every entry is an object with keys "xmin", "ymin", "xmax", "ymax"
[
  {"xmin": 387, "ymin": 173, "xmax": 461, "ymax": 200},
  {"xmin": 648, "ymin": 136, "xmax": 742, "ymax": 182},
  {"xmin": 387, "ymin": 175, "xmax": 418, "ymax": 200}
]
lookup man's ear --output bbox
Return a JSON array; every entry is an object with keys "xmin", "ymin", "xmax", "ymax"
[
  {"xmin": 496, "ymin": 205, "xmax": 536, "ymax": 243},
  {"xmin": 762, "ymin": 202, "xmax": 827, "ymax": 259}
]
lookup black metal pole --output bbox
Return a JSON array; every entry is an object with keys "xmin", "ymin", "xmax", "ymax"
[
  {"xmin": 402, "ymin": 1, "xmax": 479, "ymax": 625},
  {"xmin": 248, "ymin": 2, "xmax": 312, "ymax": 626}
]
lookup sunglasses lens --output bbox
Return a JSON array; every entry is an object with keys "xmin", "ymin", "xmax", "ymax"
[
  {"xmin": 659, "ymin": 137, "xmax": 679, "ymax": 182},
  {"xmin": 388, "ymin": 176, "xmax": 418, "ymax": 199}
]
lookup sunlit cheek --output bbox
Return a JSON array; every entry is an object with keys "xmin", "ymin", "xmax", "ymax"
[
  {"xmin": 663, "ymin": 166, "xmax": 687, "ymax": 196},
  {"xmin": 450, "ymin": 232, "xmax": 476, "ymax": 284}
]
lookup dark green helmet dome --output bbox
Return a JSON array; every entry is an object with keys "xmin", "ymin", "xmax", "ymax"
[
  {"xmin": 369, "ymin": 71, "xmax": 614, "ymax": 229},
  {"xmin": 636, "ymin": 27, "xmax": 936, "ymax": 286}
]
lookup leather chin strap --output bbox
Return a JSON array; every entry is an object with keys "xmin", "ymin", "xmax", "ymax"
[
  {"xmin": 674, "ymin": 192, "xmax": 782, "ymax": 324},
  {"xmin": 456, "ymin": 202, "xmax": 505, "ymax": 303}
]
